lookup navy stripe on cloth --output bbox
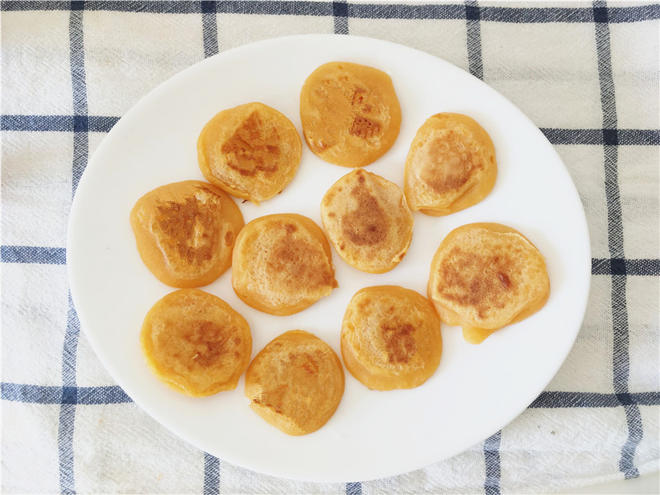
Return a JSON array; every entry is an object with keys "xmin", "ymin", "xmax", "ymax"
[
  {"xmin": 593, "ymin": 0, "xmax": 643, "ymax": 480},
  {"xmin": 530, "ymin": 391, "xmax": 660, "ymax": 408},
  {"xmin": 1, "ymin": 114, "xmax": 119, "ymax": 132},
  {"xmin": 483, "ymin": 431, "xmax": 501, "ymax": 495},
  {"xmin": 202, "ymin": 1, "xmax": 219, "ymax": 58},
  {"xmin": 3, "ymin": 245, "xmax": 659, "ymax": 277},
  {"xmin": 203, "ymin": 453, "xmax": 220, "ymax": 495},
  {"xmin": 346, "ymin": 481, "xmax": 362, "ymax": 495},
  {"xmin": 465, "ymin": 0, "xmax": 483, "ymax": 80},
  {"xmin": 592, "ymin": 258, "xmax": 660, "ymax": 276},
  {"xmin": 1, "ymin": 383, "xmax": 133, "ymax": 404},
  {"xmin": 5, "ymin": 382, "xmax": 659, "ymax": 408},
  {"xmin": 4, "ymin": 116, "xmax": 659, "ymax": 147},
  {"xmin": 1, "ymin": 245, "xmax": 66, "ymax": 264},
  {"xmin": 200, "ymin": 6, "xmax": 221, "ymax": 492},
  {"xmin": 1, "ymin": 1, "xmax": 659, "ymax": 23},
  {"xmin": 334, "ymin": 0, "xmax": 349, "ymax": 34},
  {"xmin": 56, "ymin": 6, "xmax": 89, "ymax": 494}
]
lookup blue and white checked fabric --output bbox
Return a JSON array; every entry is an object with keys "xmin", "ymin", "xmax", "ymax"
[{"xmin": 2, "ymin": 1, "xmax": 659, "ymax": 493}]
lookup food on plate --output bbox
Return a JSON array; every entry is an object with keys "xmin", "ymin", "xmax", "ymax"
[
  {"xmin": 130, "ymin": 180, "xmax": 244, "ymax": 288},
  {"xmin": 245, "ymin": 330, "xmax": 344, "ymax": 435},
  {"xmin": 300, "ymin": 61, "xmax": 401, "ymax": 167},
  {"xmin": 321, "ymin": 169, "xmax": 413, "ymax": 273},
  {"xmin": 428, "ymin": 223, "xmax": 550, "ymax": 344},
  {"xmin": 232, "ymin": 213, "xmax": 337, "ymax": 315},
  {"xmin": 341, "ymin": 285, "xmax": 443, "ymax": 390},
  {"xmin": 140, "ymin": 289, "xmax": 252, "ymax": 397},
  {"xmin": 197, "ymin": 102, "xmax": 302, "ymax": 203},
  {"xmin": 404, "ymin": 113, "xmax": 497, "ymax": 216}
]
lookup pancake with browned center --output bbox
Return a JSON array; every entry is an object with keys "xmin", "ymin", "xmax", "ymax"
[
  {"xmin": 321, "ymin": 169, "xmax": 413, "ymax": 273},
  {"xmin": 300, "ymin": 62, "xmax": 401, "ymax": 167},
  {"xmin": 232, "ymin": 213, "xmax": 337, "ymax": 315},
  {"xmin": 341, "ymin": 285, "xmax": 442, "ymax": 390},
  {"xmin": 197, "ymin": 102, "xmax": 302, "ymax": 203},
  {"xmin": 428, "ymin": 223, "xmax": 550, "ymax": 344},
  {"xmin": 141, "ymin": 289, "xmax": 252, "ymax": 397},
  {"xmin": 245, "ymin": 330, "xmax": 344, "ymax": 435},
  {"xmin": 405, "ymin": 113, "xmax": 497, "ymax": 216},
  {"xmin": 130, "ymin": 180, "xmax": 244, "ymax": 288}
]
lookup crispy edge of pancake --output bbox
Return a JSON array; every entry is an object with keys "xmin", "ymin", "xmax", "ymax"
[
  {"xmin": 300, "ymin": 62, "xmax": 402, "ymax": 167},
  {"xmin": 427, "ymin": 223, "xmax": 550, "ymax": 344},
  {"xmin": 197, "ymin": 102, "xmax": 302, "ymax": 204},
  {"xmin": 244, "ymin": 330, "xmax": 345, "ymax": 435},
  {"xmin": 320, "ymin": 169, "xmax": 414, "ymax": 273},
  {"xmin": 231, "ymin": 213, "xmax": 337, "ymax": 316},
  {"xmin": 340, "ymin": 285, "xmax": 443, "ymax": 390},
  {"xmin": 140, "ymin": 289, "xmax": 252, "ymax": 397},
  {"xmin": 404, "ymin": 113, "xmax": 497, "ymax": 216},
  {"xmin": 129, "ymin": 180, "xmax": 245, "ymax": 288}
]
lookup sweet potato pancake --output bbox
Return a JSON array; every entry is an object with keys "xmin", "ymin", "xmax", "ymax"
[
  {"xmin": 198, "ymin": 102, "xmax": 302, "ymax": 203},
  {"xmin": 232, "ymin": 213, "xmax": 337, "ymax": 315},
  {"xmin": 428, "ymin": 223, "xmax": 550, "ymax": 343},
  {"xmin": 341, "ymin": 285, "xmax": 442, "ymax": 390},
  {"xmin": 300, "ymin": 62, "xmax": 401, "ymax": 167},
  {"xmin": 130, "ymin": 180, "xmax": 244, "ymax": 288},
  {"xmin": 245, "ymin": 330, "xmax": 344, "ymax": 435},
  {"xmin": 141, "ymin": 289, "xmax": 252, "ymax": 397},
  {"xmin": 405, "ymin": 113, "xmax": 496, "ymax": 216},
  {"xmin": 321, "ymin": 169, "xmax": 413, "ymax": 273}
]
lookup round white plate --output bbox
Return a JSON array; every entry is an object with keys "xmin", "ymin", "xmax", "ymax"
[{"xmin": 68, "ymin": 35, "xmax": 590, "ymax": 482}]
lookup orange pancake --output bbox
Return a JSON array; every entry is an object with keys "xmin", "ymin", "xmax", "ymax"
[
  {"xmin": 141, "ymin": 289, "xmax": 252, "ymax": 397},
  {"xmin": 428, "ymin": 223, "xmax": 550, "ymax": 343},
  {"xmin": 405, "ymin": 113, "xmax": 497, "ymax": 216},
  {"xmin": 321, "ymin": 169, "xmax": 413, "ymax": 273},
  {"xmin": 245, "ymin": 330, "xmax": 344, "ymax": 435},
  {"xmin": 300, "ymin": 62, "xmax": 401, "ymax": 167},
  {"xmin": 341, "ymin": 285, "xmax": 442, "ymax": 390},
  {"xmin": 130, "ymin": 180, "xmax": 244, "ymax": 288},
  {"xmin": 197, "ymin": 102, "xmax": 302, "ymax": 203},
  {"xmin": 232, "ymin": 213, "xmax": 337, "ymax": 316}
]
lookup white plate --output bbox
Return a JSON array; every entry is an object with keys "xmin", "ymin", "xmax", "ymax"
[{"xmin": 68, "ymin": 35, "xmax": 590, "ymax": 482}]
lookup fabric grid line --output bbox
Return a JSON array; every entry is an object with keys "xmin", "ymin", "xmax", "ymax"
[
  {"xmin": 3, "ymin": 115, "xmax": 659, "ymax": 145},
  {"xmin": 1, "ymin": 1, "xmax": 659, "ymax": 23},
  {"xmin": 1, "ymin": 0, "xmax": 658, "ymax": 493},
  {"xmin": 593, "ymin": 0, "xmax": 643, "ymax": 480}
]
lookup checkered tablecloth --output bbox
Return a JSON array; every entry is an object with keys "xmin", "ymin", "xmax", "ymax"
[{"xmin": 2, "ymin": 1, "xmax": 659, "ymax": 493}]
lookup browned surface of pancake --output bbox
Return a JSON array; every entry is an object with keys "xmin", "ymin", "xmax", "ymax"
[
  {"xmin": 130, "ymin": 180, "xmax": 244, "ymax": 288},
  {"xmin": 245, "ymin": 330, "xmax": 344, "ymax": 435},
  {"xmin": 341, "ymin": 285, "xmax": 442, "ymax": 390},
  {"xmin": 232, "ymin": 214, "xmax": 337, "ymax": 316},
  {"xmin": 197, "ymin": 102, "xmax": 302, "ymax": 203},
  {"xmin": 405, "ymin": 113, "xmax": 497, "ymax": 216},
  {"xmin": 321, "ymin": 169, "xmax": 413, "ymax": 273},
  {"xmin": 300, "ymin": 62, "xmax": 401, "ymax": 167},
  {"xmin": 141, "ymin": 289, "xmax": 252, "ymax": 397},
  {"xmin": 428, "ymin": 223, "xmax": 550, "ymax": 343}
]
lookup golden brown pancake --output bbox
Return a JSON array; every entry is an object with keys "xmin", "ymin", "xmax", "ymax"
[
  {"xmin": 321, "ymin": 169, "xmax": 413, "ymax": 273},
  {"xmin": 130, "ymin": 180, "xmax": 244, "ymax": 288},
  {"xmin": 197, "ymin": 102, "xmax": 302, "ymax": 203},
  {"xmin": 404, "ymin": 113, "xmax": 497, "ymax": 216},
  {"xmin": 141, "ymin": 289, "xmax": 252, "ymax": 397},
  {"xmin": 300, "ymin": 62, "xmax": 401, "ymax": 167},
  {"xmin": 245, "ymin": 330, "xmax": 344, "ymax": 435},
  {"xmin": 232, "ymin": 213, "xmax": 337, "ymax": 316},
  {"xmin": 341, "ymin": 285, "xmax": 442, "ymax": 390},
  {"xmin": 428, "ymin": 223, "xmax": 550, "ymax": 344}
]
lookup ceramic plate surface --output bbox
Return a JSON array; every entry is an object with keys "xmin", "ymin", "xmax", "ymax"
[{"xmin": 68, "ymin": 35, "xmax": 590, "ymax": 482}]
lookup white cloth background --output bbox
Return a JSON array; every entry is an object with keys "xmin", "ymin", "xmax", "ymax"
[{"xmin": 1, "ymin": 1, "xmax": 658, "ymax": 493}]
